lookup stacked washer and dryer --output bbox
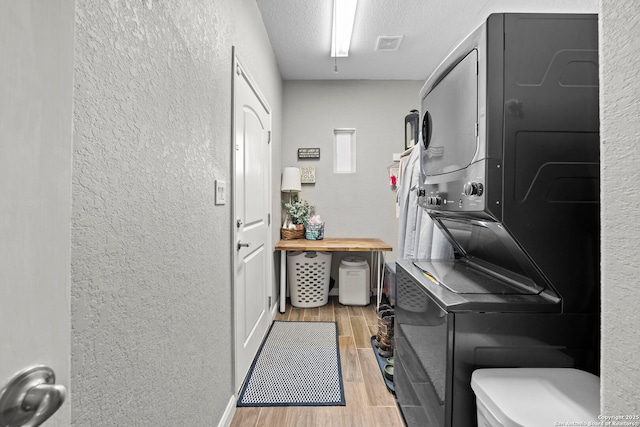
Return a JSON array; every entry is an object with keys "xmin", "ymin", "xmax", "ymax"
[{"xmin": 394, "ymin": 13, "xmax": 601, "ymax": 427}]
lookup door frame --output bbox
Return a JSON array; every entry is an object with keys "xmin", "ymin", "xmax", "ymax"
[{"xmin": 230, "ymin": 48, "xmax": 274, "ymax": 392}]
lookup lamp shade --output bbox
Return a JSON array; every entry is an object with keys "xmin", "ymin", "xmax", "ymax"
[{"xmin": 281, "ymin": 167, "xmax": 302, "ymax": 192}]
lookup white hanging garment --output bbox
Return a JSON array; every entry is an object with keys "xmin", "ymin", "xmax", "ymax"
[
  {"xmin": 396, "ymin": 147, "xmax": 417, "ymax": 259},
  {"xmin": 397, "ymin": 144, "xmax": 453, "ymax": 260}
]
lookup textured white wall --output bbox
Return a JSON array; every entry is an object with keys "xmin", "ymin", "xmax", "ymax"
[
  {"xmin": 600, "ymin": 0, "xmax": 640, "ymax": 414},
  {"xmin": 71, "ymin": 0, "xmax": 281, "ymax": 425},
  {"xmin": 282, "ymin": 80, "xmax": 422, "ymax": 271}
]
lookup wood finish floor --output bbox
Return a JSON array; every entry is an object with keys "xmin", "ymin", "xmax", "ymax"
[{"xmin": 230, "ymin": 296, "xmax": 405, "ymax": 427}]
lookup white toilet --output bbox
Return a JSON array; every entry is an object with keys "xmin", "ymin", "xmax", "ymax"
[{"xmin": 471, "ymin": 368, "xmax": 600, "ymax": 427}]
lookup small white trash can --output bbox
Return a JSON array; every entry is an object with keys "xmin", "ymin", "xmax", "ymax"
[
  {"xmin": 338, "ymin": 256, "xmax": 370, "ymax": 306},
  {"xmin": 471, "ymin": 368, "xmax": 600, "ymax": 427}
]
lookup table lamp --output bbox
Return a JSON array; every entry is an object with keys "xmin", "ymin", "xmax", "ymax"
[
  {"xmin": 281, "ymin": 167, "xmax": 302, "ymax": 203},
  {"xmin": 281, "ymin": 167, "xmax": 302, "ymax": 228}
]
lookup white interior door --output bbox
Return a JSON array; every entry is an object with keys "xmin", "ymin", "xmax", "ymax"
[
  {"xmin": 233, "ymin": 52, "xmax": 273, "ymax": 392},
  {"xmin": 0, "ymin": 1, "xmax": 73, "ymax": 426}
]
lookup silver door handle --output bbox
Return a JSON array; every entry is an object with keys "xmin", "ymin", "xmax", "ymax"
[
  {"xmin": 0, "ymin": 365, "xmax": 66, "ymax": 427},
  {"xmin": 237, "ymin": 241, "xmax": 250, "ymax": 250}
]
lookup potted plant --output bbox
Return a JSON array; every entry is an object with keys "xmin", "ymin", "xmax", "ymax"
[{"xmin": 284, "ymin": 198, "xmax": 313, "ymax": 230}]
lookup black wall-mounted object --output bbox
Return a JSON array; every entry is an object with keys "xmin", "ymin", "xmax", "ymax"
[
  {"xmin": 404, "ymin": 110, "xmax": 420, "ymax": 150},
  {"xmin": 297, "ymin": 148, "xmax": 320, "ymax": 159}
]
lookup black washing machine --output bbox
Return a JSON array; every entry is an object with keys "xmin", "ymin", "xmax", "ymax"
[{"xmin": 395, "ymin": 13, "xmax": 600, "ymax": 427}]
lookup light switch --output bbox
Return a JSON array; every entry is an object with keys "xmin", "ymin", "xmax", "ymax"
[{"xmin": 215, "ymin": 180, "xmax": 226, "ymax": 205}]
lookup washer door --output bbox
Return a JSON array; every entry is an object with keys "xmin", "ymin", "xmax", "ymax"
[{"xmin": 421, "ymin": 49, "xmax": 478, "ymax": 176}]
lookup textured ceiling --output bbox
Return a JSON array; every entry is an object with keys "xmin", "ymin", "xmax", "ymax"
[{"xmin": 255, "ymin": 0, "xmax": 598, "ymax": 81}]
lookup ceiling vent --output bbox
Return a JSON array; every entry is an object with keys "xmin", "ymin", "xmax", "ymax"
[{"xmin": 375, "ymin": 36, "xmax": 404, "ymax": 51}]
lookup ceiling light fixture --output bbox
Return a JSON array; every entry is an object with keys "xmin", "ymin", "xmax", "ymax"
[{"xmin": 331, "ymin": 0, "xmax": 358, "ymax": 58}]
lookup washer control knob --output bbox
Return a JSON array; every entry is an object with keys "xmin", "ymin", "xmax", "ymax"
[{"xmin": 464, "ymin": 182, "xmax": 484, "ymax": 197}]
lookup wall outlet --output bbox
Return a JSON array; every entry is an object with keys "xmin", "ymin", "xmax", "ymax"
[{"xmin": 215, "ymin": 180, "xmax": 226, "ymax": 205}]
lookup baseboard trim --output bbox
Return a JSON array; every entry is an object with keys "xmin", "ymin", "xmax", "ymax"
[{"xmin": 217, "ymin": 394, "xmax": 237, "ymax": 427}]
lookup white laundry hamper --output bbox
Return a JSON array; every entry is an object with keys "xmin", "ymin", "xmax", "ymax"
[{"xmin": 287, "ymin": 251, "xmax": 332, "ymax": 308}]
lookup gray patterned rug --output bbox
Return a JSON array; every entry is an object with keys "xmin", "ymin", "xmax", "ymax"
[{"xmin": 237, "ymin": 321, "xmax": 345, "ymax": 406}]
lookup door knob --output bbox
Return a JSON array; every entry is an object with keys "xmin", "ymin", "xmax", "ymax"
[
  {"xmin": 237, "ymin": 241, "xmax": 250, "ymax": 250},
  {"xmin": 0, "ymin": 365, "xmax": 66, "ymax": 427}
]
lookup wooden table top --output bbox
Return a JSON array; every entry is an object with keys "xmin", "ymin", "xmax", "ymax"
[{"xmin": 275, "ymin": 237, "xmax": 392, "ymax": 252}]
